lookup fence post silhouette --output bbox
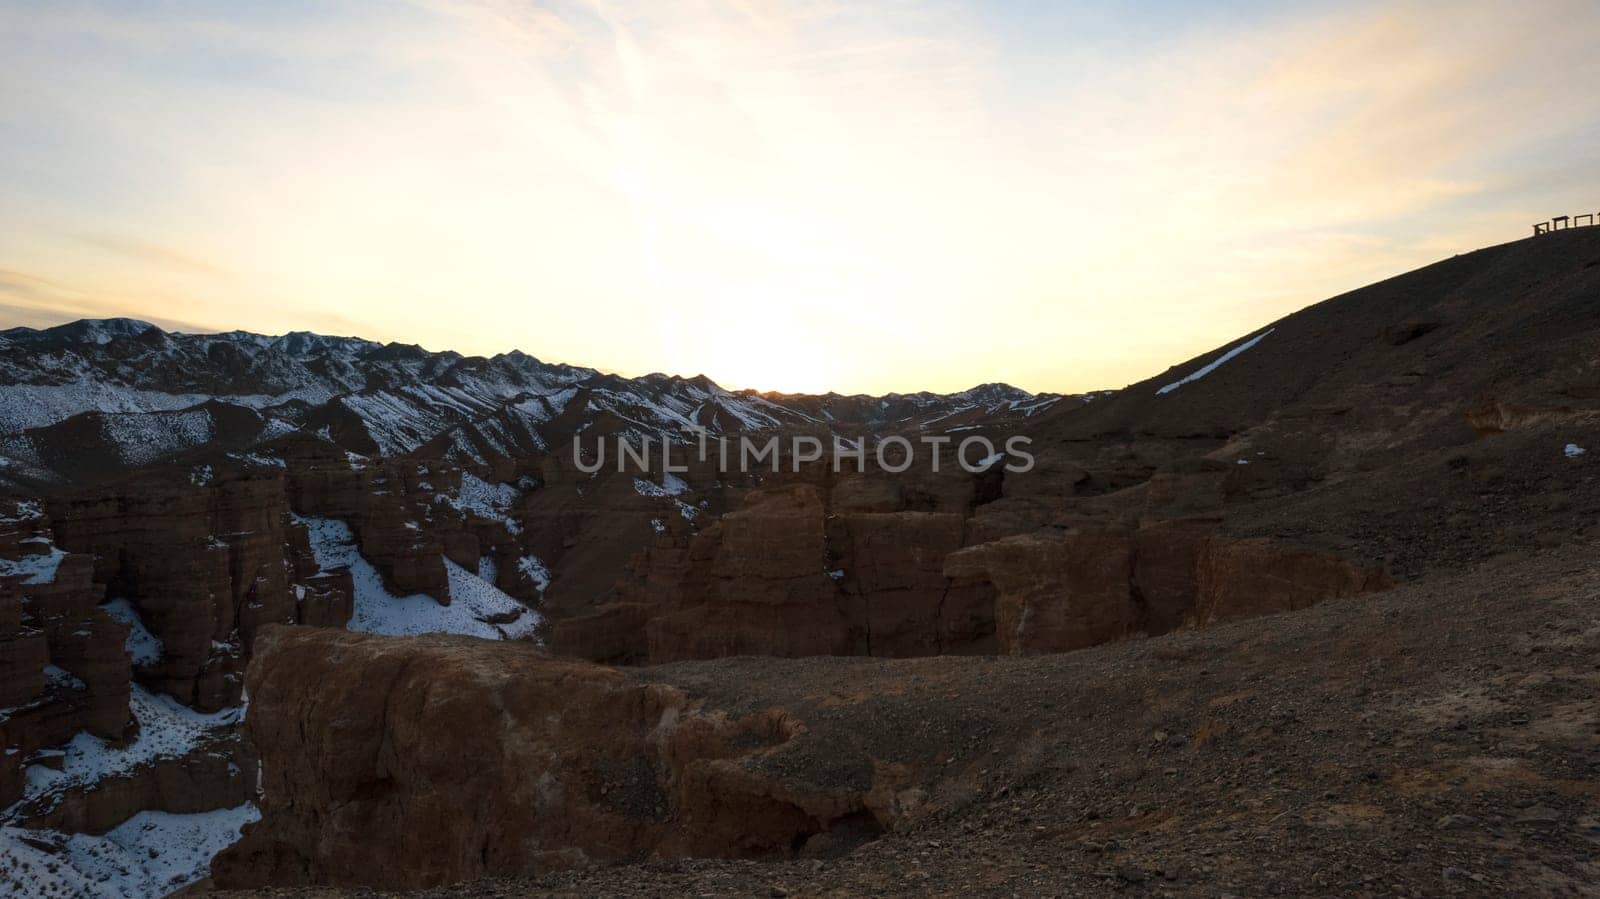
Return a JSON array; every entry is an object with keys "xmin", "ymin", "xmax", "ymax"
[
  {"xmin": 1532, "ymin": 211, "xmax": 1597, "ymax": 236},
  {"xmin": 1529, "ymin": 212, "xmax": 1593, "ymax": 236}
]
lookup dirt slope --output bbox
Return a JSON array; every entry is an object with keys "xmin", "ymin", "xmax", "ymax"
[{"xmin": 1032, "ymin": 228, "xmax": 1600, "ymax": 444}]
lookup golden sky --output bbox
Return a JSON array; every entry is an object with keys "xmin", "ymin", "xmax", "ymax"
[{"xmin": 1, "ymin": 1, "xmax": 1597, "ymax": 394}]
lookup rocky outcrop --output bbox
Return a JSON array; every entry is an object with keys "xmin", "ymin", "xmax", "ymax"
[
  {"xmin": 214, "ymin": 627, "xmax": 912, "ymax": 890},
  {"xmin": 294, "ymin": 570, "xmax": 355, "ymax": 628},
  {"xmin": 945, "ymin": 523, "xmax": 1392, "ymax": 653},
  {"xmin": 1, "ymin": 502, "xmax": 132, "ymax": 775},
  {"xmin": 17, "ymin": 741, "xmax": 254, "ymax": 834},
  {"xmin": 0, "ymin": 473, "xmax": 354, "ymax": 824},
  {"xmin": 643, "ymin": 485, "xmax": 855, "ymax": 661},
  {"xmin": 2, "ymin": 451, "xmax": 547, "ymax": 828},
  {"xmin": 828, "ymin": 510, "xmax": 995, "ymax": 657},
  {"xmin": 1463, "ymin": 396, "xmax": 1595, "ymax": 436},
  {"xmin": 221, "ymin": 543, "xmax": 1600, "ymax": 898},
  {"xmin": 944, "ymin": 529, "xmax": 1140, "ymax": 653},
  {"xmin": 551, "ymin": 469, "xmax": 1391, "ymax": 663},
  {"xmin": 44, "ymin": 471, "xmax": 320, "ymax": 709},
  {"xmin": 1194, "ymin": 536, "xmax": 1395, "ymax": 623},
  {"xmin": 283, "ymin": 450, "xmax": 556, "ymax": 608},
  {"xmin": 552, "ymin": 479, "xmax": 999, "ymax": 663},
  {"xmin": 284, "ymin": 453, "xmax": 451, "ymax": 602}
]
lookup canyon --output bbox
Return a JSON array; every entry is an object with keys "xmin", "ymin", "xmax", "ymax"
[{"xmin": 2, "ymin": 227, "xmax": 1599, "ymax": 895}]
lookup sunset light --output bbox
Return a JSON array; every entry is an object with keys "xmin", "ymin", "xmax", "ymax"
[{"xmin": 3, "ymin": 2, "xmax": 1596, "ymax": 394}]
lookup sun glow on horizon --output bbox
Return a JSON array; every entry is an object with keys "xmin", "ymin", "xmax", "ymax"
[{"xmin": 657, "ymin": 283, "xmax": 845, "ymax": 395}]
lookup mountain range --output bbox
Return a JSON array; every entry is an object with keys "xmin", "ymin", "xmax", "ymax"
[{"xmin": 0, "ymin": 318, "xmax": 1077, "ymax": 488}]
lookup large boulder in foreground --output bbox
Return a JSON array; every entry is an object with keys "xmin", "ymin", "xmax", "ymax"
[{"xmin": 213, "ymin": 627, "xmax": 916, "ymax": 890}]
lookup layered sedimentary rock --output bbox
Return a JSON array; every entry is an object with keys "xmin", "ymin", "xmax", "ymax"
[
  {"xmin": 944, "ymin": 529, "xmax": 1139, "ymax": 653},
  {"xmin": 549, "ymin": 464, "xmax": 1391, "ymax": 663},
  {"xmin": 294, "ymin": 570, "xmax": 355, "ymax": 628},
  {"xmin": 945, "ymin": 523, "xmax": 1392, "ymax": 654},
  {"xmin": 1193, "ymin": 536, "xmax": 1395, "ymax": 623},
  {"xmin": 552, "ymin": 476, "xmax": 1002, "ymax": 664},
  {"xmin": 17, "ymin": 743, "xmax": 256, "ymax": 834},
  {"xmin": 3, "ymin": 450, "xmax": 547, "ymax": 826},
  {"xmin": 215, "ymin": 627, "xmax": 909, "ymax": 890},
  {"xmin": 283, "ymin": 452, "xmax": 450, "ymax": 602},
  {"xmin": 643, "ymin": 484, "xmax": 855, "ymax": 661},
  {"xmin": 282, "ymin": 448, "xmax": 553, "ymax": 606},
  {"xmin": 828, "ymin": 509, "xmax": 994, "ymax": 657},
  {"xmin": 1, "ymin": 502, "xmax": 132, "ymax": 778},
  {"xmin": 44, "ymin": 471, "xmax": 317, "ymax": 709},
  {"xmin": 223, "ymin": 528, "xmax": 1384, "ymax": 892},
  {"xmin": 0, "ymin": 469, "xmax": 360, "ymax": 821}
]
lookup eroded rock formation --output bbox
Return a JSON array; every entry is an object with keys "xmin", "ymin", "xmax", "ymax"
[
  {"xmin": 0, "ymin": 470, "xmax": 358, "ymax": 825},
  {"xmin": 945, "ymin": 523, "xmax": 1392, "ymax": 653},
  {"xmin": 549, "ymin": 470, "xmax": 1009, "ymax": 663},
  {"xmin": 214, "ymin": 627, "xmax": 911, "ymax": 890},
  {"xmin": 550, "ymin": 471, "xmax": 1392, "ymax": 663},
  {"xmin": 2, "ymin": 501, "xmax": 132, "ymax": 811}
]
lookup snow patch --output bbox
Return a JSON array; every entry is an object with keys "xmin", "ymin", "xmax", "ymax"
[
  {"xmin": 1157, "ymin": 328, "xmax": 1275, "ymax": 395},
  {"xmin": 44, "ymin": 665, "xmax": 84, "ymax": 691},
  {"xmin": 0, "ymin": 803, "xmax": 260, "ymax": 899},
  {"xmin": 633, "ymin": 472, "xmax": 689, "ymax": 497},
  {"xmin": 1, "ymin": 499, "xmax": 43, "ymax": 523},
  {"xmin": 101, "ymin": 409, "xmax": 214, "ymax": 467},
  {"xmin": 443, "ymin": 473, "xmax": 522, "ymax": 535},
  {"xmin": 443, "ymin": 560, "xmax": 540, "ymax": 640},
  {"xmin": 0, "ymin": 383, "xmax": 214, "ymax": 437},
  {"xmin": 1014, "ymin": 396, "xmax": 1063, "ymax": 416},
  {"xmin": 1565, "ymin": 443, "xmax": 1586, "ymax": 458},
  {"xmin": 0, "ymin": 544, "xmax": 66, "ymax": 585},
  {"xmin": 299, "ymin": 516, "xmax": 536, "ymax": 640},
  {"xmin": 23, "ymin": 686, "xmax": 240, "ymax": 807},
  {"xmin": 100, "ymin": 599, "xmax": 163, "ymax": 666},
  {"xmin": 968, "ymin": 452, "xmax": 1005, "ymax": 472},
  {"xmin": 517, "ymin": 555, "xmax": 551, "ymax": 594},
  {"xmin": 229, "ymin": 452, "xmax": 286, "ymax": 468}
]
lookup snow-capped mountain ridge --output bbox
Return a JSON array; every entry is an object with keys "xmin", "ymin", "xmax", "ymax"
[{"xmin": 0, "ymin": 319, "xmax": 1080, "ymax": 485}]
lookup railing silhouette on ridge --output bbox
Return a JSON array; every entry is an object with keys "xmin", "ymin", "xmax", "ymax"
[{"xmin": 1533, "ymin": 211, "xmax": 1598, "ymax": 235}]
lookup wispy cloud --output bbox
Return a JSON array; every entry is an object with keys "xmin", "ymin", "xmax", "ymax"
[{"xmin": 70, "ymin": 233, "xmax": 230, "ymax": 277}]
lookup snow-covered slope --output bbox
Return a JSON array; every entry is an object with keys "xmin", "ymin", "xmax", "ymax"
[
  {"xmin": 297, "ymin": 516, "xmax": 539, "ymax": 640},
  {"xmin": 0, "ymin": 319, "xmax": 1082, "ymax": 483},
  {"xmin": 20, "ymin": 686, "xmax": 241, "ymax": 815},
  {"xmin": 0, "ymin": 804, "xmax": 259, "ymax": 899}
]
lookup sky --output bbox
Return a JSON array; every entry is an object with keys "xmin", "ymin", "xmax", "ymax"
[{"xmin": 1, "ymin": 0, "xmax": 1598, "ymax": 395}]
